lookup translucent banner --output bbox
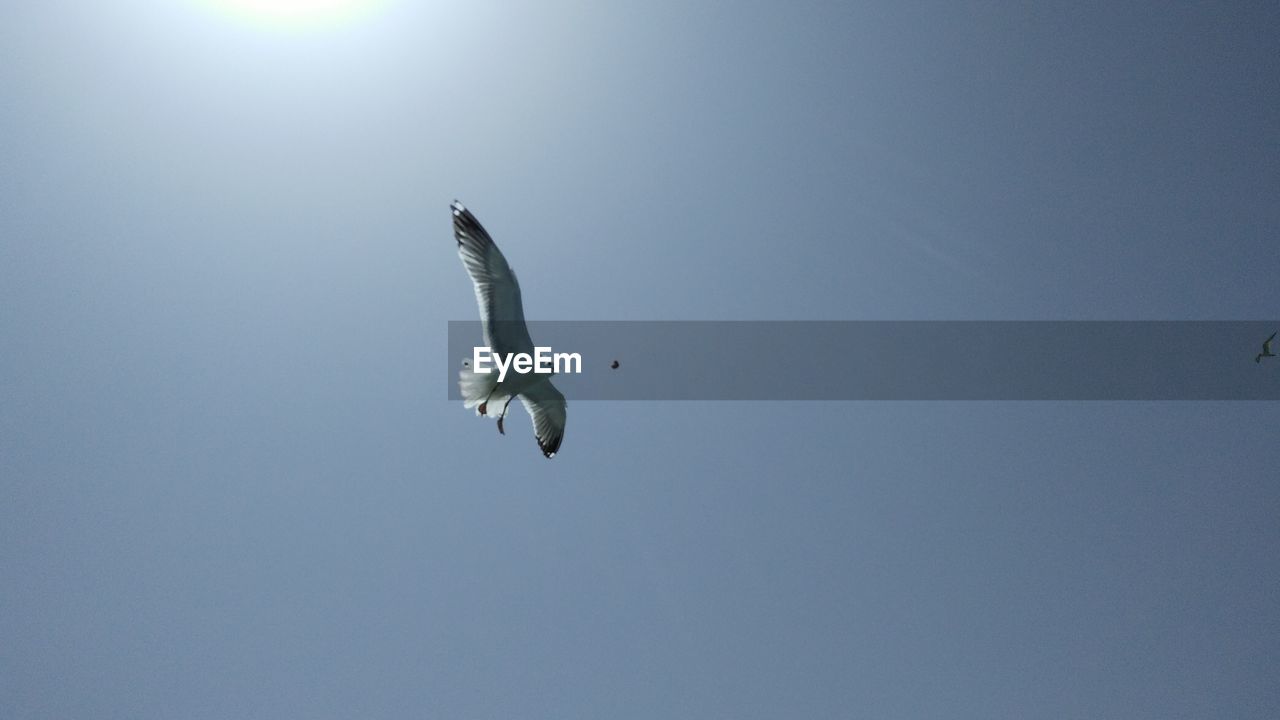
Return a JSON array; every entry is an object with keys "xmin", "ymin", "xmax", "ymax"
[{"xmin": 446, "ymin": 321, "xmax": 1280, "ymax": 400}]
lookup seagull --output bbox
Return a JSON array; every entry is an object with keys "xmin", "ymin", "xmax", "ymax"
[
  {"xmin": 453, "ymin": 201, "xmax": 566, "ymax": 458},
  {"xmin": 610, "ymin": 360, "xmax": 619, "ymax": 369},
  {"xmin": 1257, "ymin": 332, "xmax": 1277, "ymax": 364}
]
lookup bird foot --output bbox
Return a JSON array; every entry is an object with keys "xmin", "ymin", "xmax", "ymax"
[
  {"xmin": 497, "ymin": 416, "xmax": 506, "ymax": 435},
  {"xmin": 478, "ymin": 401, "xmax": 488, "ymax": 415}
]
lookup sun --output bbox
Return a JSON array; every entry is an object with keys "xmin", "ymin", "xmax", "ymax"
[{"xmin": 198, "ymin": 0, "xmax": 389, "ymax": 29}]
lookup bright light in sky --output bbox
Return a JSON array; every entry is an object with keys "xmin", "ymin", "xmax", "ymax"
[{"xmin": 199, "ymin": 0, "xmax": 389, "ymax": 29}]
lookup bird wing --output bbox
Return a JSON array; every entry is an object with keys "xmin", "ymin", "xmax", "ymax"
[
  {"xmin": 519, "ymin": 378, "xmax": 566, "ymax": 458},
  {"xmin": 1266, "ymin": 332, "xmax": 1277, "ymax": 352},
  {"xmin": 452, "ymin": 201, "xmax": 535, "ymax": 357}
]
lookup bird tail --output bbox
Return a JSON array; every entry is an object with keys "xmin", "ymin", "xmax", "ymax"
[{"xmin": 459, "ymin": 359, "xmax": 509, "ymax": 414}]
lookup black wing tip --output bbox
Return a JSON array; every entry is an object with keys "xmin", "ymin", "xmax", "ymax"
[
  {"xmin": 539, "ymin": 434, "xmax": 563, "ymax": 459},
  {"xmin": 451, "ymin": 200, "xmax": 490, "ymax": 248}
]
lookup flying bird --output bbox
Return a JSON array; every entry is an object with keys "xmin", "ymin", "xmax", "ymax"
[
  {"xmin": 453, "ymin": 201, "xmax": 566, "ymax": 458},
  {"xmin": 610, "ymin": 360, "xmax": 620, "ymax": 369},
  {"xmin": 1257, "ymin": 332, "xmax": 1277, "ymax": 364}
]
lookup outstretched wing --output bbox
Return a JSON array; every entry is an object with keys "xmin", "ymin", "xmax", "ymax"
[
  {"xmin": 453, "ymin": 201, "xmax": 535, "ymax": 357},
  {"xmin": 1265, "ymin": 332, "xmax": 1277, "ymax": 352},
  {"xmin": 520, "ymin": 378, "xmax": 566, "ymax": 459}
]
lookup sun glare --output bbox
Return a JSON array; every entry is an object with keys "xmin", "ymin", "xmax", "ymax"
[{"xmin": 199, "ymin": 0, "xmax": 388, "ymax": 29}]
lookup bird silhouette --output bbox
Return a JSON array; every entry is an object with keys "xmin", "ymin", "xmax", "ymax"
[{"xmin": 1256, "ymin": 332, "xmax": 1276, "ymax": 364}]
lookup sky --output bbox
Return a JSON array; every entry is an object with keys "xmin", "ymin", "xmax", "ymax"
[{"xmin": 1, "ymin": 1, "xmax": 1278, "ymax": 717}]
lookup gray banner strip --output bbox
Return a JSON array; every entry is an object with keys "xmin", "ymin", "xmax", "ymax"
[{"xmin": 447, "ymin": 321, "xmax": 1280, "ymax": 400}]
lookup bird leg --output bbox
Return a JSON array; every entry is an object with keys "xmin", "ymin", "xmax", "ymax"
[
  {"xmin": 496, "ymin": 395, "xmax": 516, "ymax": 435},
  {"xmin": 478, "ymin": 386, "xmax": 499, "ymax": 415}
]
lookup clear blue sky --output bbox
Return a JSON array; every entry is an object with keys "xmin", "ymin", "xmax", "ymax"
[{"xmin": 2, "ymin": 1, "xmax": 1278, "ymax": 717}]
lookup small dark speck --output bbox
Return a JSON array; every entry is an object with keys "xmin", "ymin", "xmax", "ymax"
[{"xmin": 610, "ymin": 360, "xmax": 620, "ymax": 369}]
